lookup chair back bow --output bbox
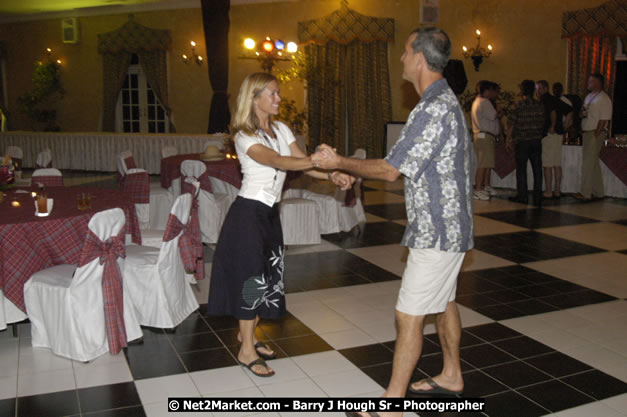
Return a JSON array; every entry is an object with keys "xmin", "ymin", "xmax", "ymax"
[
  {"xmin": 181, "ymin": 178, "xmax": 204, "ymax": 280},
  {"xmin": 163, "ymin": 212, "xmax": 200, "ymax": 278},
  {"xmin": 120, "ymin": 171, "xmax": 150, "ymax": 204},
  {"xmin": 78, "ymin": 230, "xmax": 128, "ymax": 354}
]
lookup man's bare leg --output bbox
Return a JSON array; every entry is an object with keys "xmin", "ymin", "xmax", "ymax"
[{"xmin": 410, "ymin": 301, "xmax": 463, "ymax": 393}]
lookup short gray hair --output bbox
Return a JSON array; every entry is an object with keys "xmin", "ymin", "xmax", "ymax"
[{"xmin": 410, "ymin": 27, "xmax": 451, "ymax": 73}]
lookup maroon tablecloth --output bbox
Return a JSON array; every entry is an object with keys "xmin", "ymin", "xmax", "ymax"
[
  {"xmin": 160, "ymin": 154, "xmax": 242, "ymax": 192},
  {"xmin": 0, "ymin": 186, "xmax": 141, "ymax": 312},
  {"xmin": 494, "ymin": 142, "xmax": 516, "ymax": 179},
  {"xmin": 600, "ymin": 147, "xmax": 627, "ymax": 185}
]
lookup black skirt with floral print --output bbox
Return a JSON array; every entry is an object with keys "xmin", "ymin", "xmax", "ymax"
[{"xmin": 207, "ymin": 196, "xmax": 286, "ymax": 320}]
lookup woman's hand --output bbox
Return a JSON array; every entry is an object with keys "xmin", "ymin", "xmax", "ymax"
[
  {"xmin": 330, "ymin": 171, "xmax": 356, "ymax": 191},
  {"xmin": 311, "ymin": 144, "xmax": 342, "ymax": 170}
]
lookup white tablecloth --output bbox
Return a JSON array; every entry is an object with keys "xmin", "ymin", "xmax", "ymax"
[
  {"xmin": 0, "ymin": 131, "xmax": 228, "ymax": 174},
  {"xmin": 489, "ymin": 145, "xmax": 627, "ymax": 198}
]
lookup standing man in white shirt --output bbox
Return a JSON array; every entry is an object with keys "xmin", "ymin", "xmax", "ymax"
[
  {"xmin": 574, "ymin": 73, "xmax": 612, "ymax": 201},
  {"xmin": 471, "ymin": 81, "xmax": 500, "ymax": 200}
]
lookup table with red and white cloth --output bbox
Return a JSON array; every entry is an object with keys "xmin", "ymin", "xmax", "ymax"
[
  {"xmin": 0, "ymin": 186, "xmax": 141, "ymax": 312},
  {"xmin": 160, "ymin": 154, "xmax": 242, "ymax": 197}
]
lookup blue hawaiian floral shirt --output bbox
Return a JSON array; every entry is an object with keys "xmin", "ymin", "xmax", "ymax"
[{"xmin": 385, "ymin": 78, "xmax": 474, "ymax": 252}]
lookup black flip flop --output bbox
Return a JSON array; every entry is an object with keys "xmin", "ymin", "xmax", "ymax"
[
  {"xmin": 408, "ymin": 377, "xmax": 463, "ymax": 397},
  {"xmin": 345, "ymin": 412, "xmax": 381, "ymax": 417},
  {"xmin": 238, "ymin": 357, "xmax": 275, "ymax": 378},
  {"xmin": 254, "ymin": 341, "xmax": 276, "ymax": 360}
]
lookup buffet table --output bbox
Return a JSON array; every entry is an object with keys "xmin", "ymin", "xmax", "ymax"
[
  {"xmin": 490, "ymin": 144, "xmax": 627, "ymax": 198},
  {"xmin": 0, "ymin": 131, "xmax": 228, "ymax": 174}
]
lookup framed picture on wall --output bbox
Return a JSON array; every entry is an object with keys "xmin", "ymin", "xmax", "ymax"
[{"xmin": 420, "ymin": 0, "xmax": 440, "ymax": 24}]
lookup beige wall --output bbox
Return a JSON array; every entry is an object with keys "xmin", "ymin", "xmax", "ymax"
[{"xmin": 0, "ymin": 0, "xmax": 608, "ymax": 132}]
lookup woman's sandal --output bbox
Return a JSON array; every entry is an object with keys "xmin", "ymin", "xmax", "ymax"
[
  {"xmin": 239, "ymin": 357, "xmax": 275, "ymax": 377},
  {"xmin": 254, "ymin": 341, "xmax": 276, "ymax": 360}
]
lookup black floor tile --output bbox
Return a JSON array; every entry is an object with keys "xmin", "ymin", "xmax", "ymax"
[
  {"xmin": 201, "ymin": 313, "xmax": 240, "ymax": 331},
  {"xmin": 137, "ymin": 326, "xmax": 168, "ymax": 341},
  {"xmin": 483, "ymin": 391, "xmax": 549, "ymax": 417},
  {"xmin": 425, "ymin": 330, "xmax": 485, "ymax": 349},
  {"xmin": 474, "ymin": 231, "xmax": 605, "ymax": 263},
  {"xmin": 179, "ymin": 347, "xmax": 237, "ymax": 372},
  {"xmin": 477, "ymin": 208, "xmax": 598, "ymax": 229},
  {"xmin": 273, "ymin": 334, "xmax": 333, "ymax": 356},
  {"xmin": 323, "ymin": 221, "xmax": 407, "ymax": 248},
  {"xmin": 465, "ymin": 323, "xmax": 522, "ymax": 343},
  {"xmin": 461, "ymin": 370, "xmax": 509, "ymax": 397},
  {"xmin": 474, "ymin": 304, "xmax": 527, "ymax": 320},
  {"xmin": 456, "ymin": 294, "xmax": 501, "ymax": 309},
  {"xmin": 515, "ymin": 284, "xmax": 562, "ymax": 298},
  {"xmin": 285, "ymin": 250, "xmax": 371, "ymax": 279},
  {"xmin": 225, "ymin": 339, "xmax": 288, "ymax": 360},
  {"xmin": 460, "ymin": 344, "xmax": 517, "ymax": 369},
  {"xmin": 482, "ymin": 289, "xmax": 531, "ymax": 303},
  {"xmin": 166, "ymin": 313, "xmax": 211, "ymax": 335},
  {"xmin": 416, "ymin": 352, "xmax": 475, "ymax": 375},
  {"xmin": 517, "ymin": 380, "xmax": 594, "ymax": 412},
  {"xmin": 524, "ymin": 352, "xmax": 593, "ymax": 378},
  {"xmin": 492, "ymin": 336, "xmax": 554, "ymax": 359},
  {"xmin": 457, "ymin": 272, "xmax": 506, "ymax": 294},
  {"xmin": 561, "ymin": 369, "xmax": 627, "ymax": 400},
  {"xmin": 124, "ymin": 339, "xmax": 186, "ymax": 379},
  {"xmin": 617, "ymin": 249, "xmax": 627, "ymax": 254},
  {"xmin": 17, "ymin": 390, "xmax": 80, "ymax": 417},
  {"xmin": 259, "ymin": 316, "xmax": 314, "ymax": 340},
  {"xmin": 539, "ymin": 289, "xmax": 616, "ymax": 309},
  {"xmin": 77, "ymin": 382, "xmax": 141, "ymax": 414},
  {"xmin": 214, "ymin": 327, "xmax": 267, "ymax": 347},
  {"xmin": 0, "ymin": 398, "xmax": 15, "ymax": 417},
  {"xmin": 506, "ymin": 299, "xmax": 559, "ymax": 315},
  {"xmin": 359, "ymin": 363, "xmax": 424, "ymax": 389},
  {"xmin": 364, "ymin": 203, "xmax": 407, "ymax": 220},
  {"xmin": 482, "ymin": 361, "xmax": 552, "ymax": 388},
  {"xmin": 169, "ymin": 332, "xmax": 223, "ymax": 353},
  {"xmin": 339, "ymin": 344, "xmax": 394, "ymax": 367},
  {"xmin": 352, "ymin": 262, "xmax": 401, "ymax": 282},
  {"xmin": 82, "ymin": 406, "xmax": 147, "ymax": 417}
]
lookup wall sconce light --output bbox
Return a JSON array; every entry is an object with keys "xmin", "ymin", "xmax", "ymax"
[
  {"xmin": 239, "ymin": 36, "xmax": 298, "ymax": 73},
  {"xmin": 44, "ymin": 47, "xmax": 63, "ymax": 65},
  {"xmin": 182, "ymin": 40, "xmax": 203, "ymax": 65},
  {"xmin": 462, "ymin": 30, "xmax": 492, "ymax": 71}
]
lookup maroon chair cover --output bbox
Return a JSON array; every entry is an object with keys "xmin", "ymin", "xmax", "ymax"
[
  {"xmin": 77, "ymin": 230, "xmax": 128, "ymax": 355},
  {"xmin": 120, "ymin": 172, "xmax": 150, "ymax": 204},
  {"xmin": 32, "ymin": 175, "xmax": 64, "ymax": 187},
  {"xmin": 181, "ymin": 180, "xmax": 205, "ymax": 281},
  {"xmin": 124, "ymin": 157, "xmax": 137, "ymax": 170}
]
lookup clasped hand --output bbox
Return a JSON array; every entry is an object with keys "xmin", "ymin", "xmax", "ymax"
[{"xmin": 310, "ymin": 144, "xmax": 355, "ymax": 191}]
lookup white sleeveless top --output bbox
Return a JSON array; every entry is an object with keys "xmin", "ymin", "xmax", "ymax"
[{"xmin": 234, "ymin": 121, "xmax": 296, "ymax": 206}]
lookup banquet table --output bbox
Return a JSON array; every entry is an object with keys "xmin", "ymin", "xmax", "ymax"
[
  {"xmin": 489, "ymin": 144, "xmax": 627, "ymax": 198},
  {"xmin": 160, "ymin": 154, "xmax": 242, "ymax": 196},
  {"xmin": 0, "ymin": 186, "xmax": 141, "ymax": 312},
  {"xmin": 0, "ymin": 131, "xmax": 228, "ymax": 174}
]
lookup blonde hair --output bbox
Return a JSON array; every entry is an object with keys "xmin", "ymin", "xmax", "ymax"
[{"xmin": 231, "ymin": 72, "xmax": 278, "ymax": 136}]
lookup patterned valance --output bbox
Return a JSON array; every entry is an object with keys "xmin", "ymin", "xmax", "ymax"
[
  {"xmin": 562, "ymin": 0, "xmax": 627, "ymax": 39},
  {"xmin": 98, "ymin": 16, "xmax": 171, "ymax": 54},
  {"xmin": 298, "ymin": 2, "xmax": 394, "ymax": 45}
]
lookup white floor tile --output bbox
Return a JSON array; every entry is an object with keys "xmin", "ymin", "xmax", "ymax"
[
  {"xmin": 348, "ymin": 245, "xmax": 407, "ymax": 277},
  {"xmin": 73, "ymin": 357, "xmax": 133, "ymax": 389},
  {"xmin": 0, "ymin": 340, "xmax": 19, "ymax": 378},
  {"xmin": 0, "ymin": 375, "xmax": 17, "ymax": 400},
  {"xmin": 17, "ymin": 368, "xmax": 76, "ymax": 397},
  {"xmin": 191, "ymin": 366, "xmax": 256, "ymax": 395},
  {"xmin": 544, "ymin": 201, "xmax": 627, "ymax": 221},
  {"xmin": 538, "ymin": 222, "xmax": 627, "ymax": 251},
  {"xmin": 472, "ymin": 198, "xmax": 528, "ymax": 213},
  {"xmin": 554, "ymin": 401, "xmax": 624, "ymax": 417},
  {"xmin": 319, "ymin": 328, "xmax": 378, "ymax": 350},
  {"xmin": 365, "ymin": 212, "xmax": 388, "ymax": 223},
  {"xmin": 473, "ymin": 215, "xmax": 528, "ymax": 236},
  {"xmin": 297, "ymin": 311, "xmax": 357, "ymax": 334},
  {"xmin": 135, "ymin": 373, "xmax": 200, "ymax": 405},
  {"xmin": 461, "ymin": 249, "xmax": 515, "ymax": 271},
  {"xmin": 500, "ymin": 316, "xmax": 557, "ymax": 336},
  {"xmin": 528, "ymin": 328, "xmax": 595, "ymax": 352},
  {"xmin": 18, "ymin": 346, "xmax": 74, "ymax": 375},
  {"xmin": 312, "ymin": 369, "xmax": 382, "ymax": 396},
  {"xmin": 258, "ymin": 377, "xmax": 327, "ymax": 397},
  {"xmin": 359, "ymin": 321, "xmax": 397, "ymax": 343},
  {"xmin": 285, "ymin": 240, "xmax": 342, "ymax": 255},
  {"xmin": 250, "ymin": 358, "xmax": 307, "ymax": 387},
  {"xmin": 457, "ymin": 304, "xmax": 494, "ymax": 327},
  {"xmin": 602, "ymin": 393, "xmax": 627, "ymax": 415},
  {"xmin": 291, "ymin": 351, "xmax": 358, "ymax": 377}
]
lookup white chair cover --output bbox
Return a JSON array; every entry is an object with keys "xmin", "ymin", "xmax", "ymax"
[
  {"xmin": 0, "ymin": 289, "xmax": 27, "ymax": 331},
  {"xmin": 32, "ymin": 168, "xmax": 62, "ymax": 177},
  {"xmin": 208, "ymin": 177, "xmax": 239, "ymax": 207},
  {"xmin": 161, "ymin": 146, "xmax": 177, "ymax": 159},
  {"xmin": 181, "ymin": 160, "xmax": 230, "ymax": 244},
  {"xmin": 23, "ymin": 208, "xmax": 142, "ymax": 361},
  {"xmin": 280, "ymin": 198, "xmax": 321, "ymax": 245},
  {"xmin": 36, "ymin": 148, "xmax": 52, "ymax": 168},
  {"xmin": 124, "ymin": 194, "xmax": 199, "ymax": 328}
]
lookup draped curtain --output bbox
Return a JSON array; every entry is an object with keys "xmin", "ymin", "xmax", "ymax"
[
  {"xmin": 562, "ymin": 0, "xmax": 626, "ymax": 100},
  {"xmin": 201, "ymin": 0, "xmax": 231, "ymax": 133},
  {"xmin": 0, "ymin": 42, "xmax": 9, "ymax": 129},
  {"xmin": 567, "ymin": 35, "xmax": 617, "ymax": 100},
  {"xmin": 299, "ymin": 3, "xmax": 394, "ymax": 157},
  {"xmin": 98, "ymin": 16, "xmax": 172, "ymax": 132}
]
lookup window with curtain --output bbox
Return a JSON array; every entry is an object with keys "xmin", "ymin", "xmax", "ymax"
[{"xmin": 115, "ymin": 54, "xmax": 170, "ymax": 133}]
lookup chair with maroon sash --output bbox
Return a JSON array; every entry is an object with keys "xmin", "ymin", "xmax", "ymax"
[
  {"xmin": 32, "ymin": 168, "xmax": 64, "ymax": 187},
  {"xmin": 23, "ymin": 208, "xmax": 142, "ymax": 361},
  {"xmin": 335, "ymin": 148, "xmax": 367, "ymax": 232},
  {"xmin": 123, "ymin": 193, "xmax": 199, "ymax": 328},
  {"xmin": 117, "ymin": 150, "xmax": 172, "ymax": 230},
  {"xmin": 35, "ymin": 148, "xmax": 53, "ymax": 169},
  {"xmin": 182, "ymin": 160, "xmax": 230, "ymax": 244}
]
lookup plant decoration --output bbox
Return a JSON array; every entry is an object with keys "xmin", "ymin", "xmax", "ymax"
[
  {"xmin": 17, "ymin": 59, "xmax": 65, "ymax": 131},
  {"xmin": 458, "ymin": 88, "xmax": 517, "ymax": 118},
  {"xmin": 275, "ymin": 50, "xmax": 310, "ymax": 84},
  {"xmin": 278, "ymin": 99, "xmax": 307, "ymax": 136}
]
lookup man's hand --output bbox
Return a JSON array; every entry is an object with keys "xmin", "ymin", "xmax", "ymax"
[
  {"xmin": 311, "ymin": 144, "xmax": 342, "ymax": 170},
  {"xmin": 330, "ymin": 171, "xmax": 355, "ymax": 191}
]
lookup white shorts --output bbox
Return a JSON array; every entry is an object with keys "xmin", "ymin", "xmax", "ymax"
[{"xmin": 396, "ymin": 247, "xmax": 466, "ymax": 316}]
